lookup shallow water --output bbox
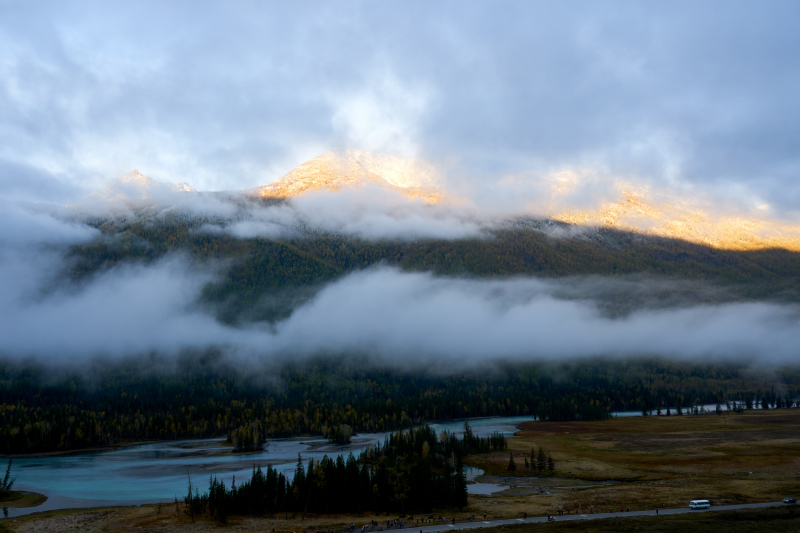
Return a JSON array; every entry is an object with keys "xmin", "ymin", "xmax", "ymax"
[
  {"xmin": 5, "ymin": 407, "xmax": 737, "ymax": 516},
  {"xmin": 467, "ymin": 482, "xmax": 510, "ymax": 495},
  {"xmin": 5, "ymin": 415, "xmax": 535, "ymax": 516}
]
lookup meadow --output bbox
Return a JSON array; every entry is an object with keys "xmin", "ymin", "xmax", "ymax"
[{"xmin": 468, "ymin": 409, "xmax": 800, "ymax": 516}]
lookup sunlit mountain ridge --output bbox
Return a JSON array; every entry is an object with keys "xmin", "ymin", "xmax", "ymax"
[
  {"xmin": 252, "ymin": 149, "xmax": 444, "ymax": 204},
  {"xmin": 549, "ymin": 184, "xmax": 800, "ymax": 252},
  {"xmin": 73, "ymin": 152, "xmax": 800, "ymax": 252}
]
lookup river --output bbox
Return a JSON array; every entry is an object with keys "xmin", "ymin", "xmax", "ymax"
[
  {"xmin": 4, "ymin": 415, "xmax": 541, "ymax": 517},
  {"xmin": 3, "ymin": 406, "xmax": 736, "ymax": 517}
]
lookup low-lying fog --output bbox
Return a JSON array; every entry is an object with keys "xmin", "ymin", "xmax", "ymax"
[{"xmin": 2, "ymin": 195, "xmax": 799, "ymax": 367}]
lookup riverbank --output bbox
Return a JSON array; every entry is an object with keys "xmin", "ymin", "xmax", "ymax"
[
  {"xmin": 0, "ymin": 491, "xmax": 47, "ymax": 508},
  {"xmin": 0, "ymin": 440, "xmax": 165, "ymax": 459}
]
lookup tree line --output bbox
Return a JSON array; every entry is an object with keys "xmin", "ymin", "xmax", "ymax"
[
  {"xmin": 508, "ymin": 447, "xmax": 555, "ymax": 475},
  {"xmin": 2, "ymin": 356, "xmax": 797, "ymax": 455}
]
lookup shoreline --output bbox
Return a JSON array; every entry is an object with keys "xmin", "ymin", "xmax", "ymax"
[
  {"xmin": 0, "ymin": 407, "xmax": 745, "ymax": 459},
  {"xmin": 0, "ymin": 440, "xmax": 163, "ymax": 459},
  {"xmin": 0, "ymin": 490, "xmax": 48, "ymax": 508}
]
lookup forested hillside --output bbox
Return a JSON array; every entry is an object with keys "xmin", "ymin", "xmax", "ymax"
[
  {"xmin": 1, "ymin": 356, "xmax": 797, "ymax": 454},
  {"xmin": 65, "ymin": 215, "xmax": 800, "ymax": 323}
]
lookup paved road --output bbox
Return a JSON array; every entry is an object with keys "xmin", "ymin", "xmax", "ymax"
[{"xmin": 385, "ymin": 501, "xmax": 790, "ymax": 532}]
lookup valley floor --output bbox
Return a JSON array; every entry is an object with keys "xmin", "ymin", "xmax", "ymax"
[
  {"xmin": 4, "ymin": 409, "xmax": 799, "ymax": 532},
  {"xmin": 466, "ymin": 409, "xmax": 800, "ymax": 516}
]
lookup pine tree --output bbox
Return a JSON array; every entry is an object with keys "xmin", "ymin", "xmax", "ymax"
[
  {"xmin": 454, "ymin": 457, "xmax": 468, "ymax": 508},
  {"xmin": 507, "ymin": 452, "xmax": 516, "ymax": 472},
  {"xmin": 0, "ymin": 460, "xmax": 15, "ymax": 496},
  {"xmin": 547, "ymin": 455, "xmax": 555, "ymax": 473},
  {"xmin": 537, "ymin": 447, "xmax": 547, "ymax": 473}
]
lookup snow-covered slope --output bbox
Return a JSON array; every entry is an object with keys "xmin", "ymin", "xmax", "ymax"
[
  {"xmin": 66, "ymin": 156, "xmax": 800, "ymax": 252},
  {"xmin": 253, "ymin": 150, "xmax": 443, "ymax": 204}
]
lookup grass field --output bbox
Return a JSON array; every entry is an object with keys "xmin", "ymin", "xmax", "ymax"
[{"xmin": 466, "ymin": 409, "xmax": 800, "ymax": 516}]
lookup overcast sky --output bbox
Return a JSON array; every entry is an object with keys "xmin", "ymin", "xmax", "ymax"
[{"xmin": 2, "ymin": 1, "xmax": 799, "ymax": 212}]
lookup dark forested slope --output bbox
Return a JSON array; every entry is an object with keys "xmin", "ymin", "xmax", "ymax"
[{"xmin": 65, "ymin": 217, "xmax": 800, "ymax": 323}]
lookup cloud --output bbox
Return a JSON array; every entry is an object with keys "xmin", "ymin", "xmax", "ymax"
[
  {"xmin": 285, "ymin": 186, "xmax": 486, "ymax": 240},
  {"xmin": 273, "ymin": 268, "xmax": 800, "ymax": 364},
  {"xmin": 1, "ymin": 211, "xmax": 798, "ymax": 366},
  {"xmin": 330, "ymin": 66, "xmax": 431, "ymax": 158},
  {"xmin": 0, "ymin": 201, "xmax": 98, "ymax": 246},
  {"xmin": 1, "ymin": 2, "xmax": 799, "ymax": 212},
  {"xmin": 0, "ymin": 253, "xmax": 248, "ymax": 358},
  {"xmin": 181, "ymin": 184, "xmax": 491, "ymax": 242}
]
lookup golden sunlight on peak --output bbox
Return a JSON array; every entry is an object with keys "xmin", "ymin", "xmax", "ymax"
[
  {"xmin": 550, "ymin": 180, "xmax": 800, "ymax": 252},
  {"xmin": 254, "ymin": 150, "xmax": 445, "ymax": 204}
]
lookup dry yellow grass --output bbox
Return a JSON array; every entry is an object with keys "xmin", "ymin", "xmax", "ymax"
[{"xmin": 466, "ymin": 409, "xmax": 800, "ymax": 515}]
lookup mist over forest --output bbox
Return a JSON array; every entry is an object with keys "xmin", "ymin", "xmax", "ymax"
[
  {"xmin": 2, "ymin": 186, "xmax": 800, "ymax": 367},
  {"xmin": 0, "ymin": 178, "xmax": 797, "ymax": 455}
]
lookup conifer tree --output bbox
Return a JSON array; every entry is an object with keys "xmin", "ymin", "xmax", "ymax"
[
  {"xmin": 455, "ymin": 457, "xmax": 468, "ymax": 508},
  {"xmin": 507, "ymin": 452, "xmax": 516, "ymax": 472},
  {"xmin": 537, "ymin": 447, "xmax": 547, "ymax": 472},
  {"xmin": 0, "ymin": 460, "xmax": 15, "ymax": 497}
]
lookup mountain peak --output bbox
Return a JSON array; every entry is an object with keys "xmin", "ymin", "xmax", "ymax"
[
  {"xmin": 254, "ymin": 150, "xmax": 444, "ymax": 203},
  {"xmin": 71, "ymin": 170, "xmax": 196, "ymax": 209}
]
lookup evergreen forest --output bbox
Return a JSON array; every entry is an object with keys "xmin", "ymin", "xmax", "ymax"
[
  {"xmin": 183, "ymin": 424, "xmax": 504, "ymax": 522},
  {"xmin": 1, "ymin": 356, "xmax": 797, "ymax": 454}
]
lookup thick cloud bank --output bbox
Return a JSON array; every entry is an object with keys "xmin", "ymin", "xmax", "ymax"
[
  {"xmin": 1, "ymin": 240, "xmax": 798, "ymax": 364},
  {"xmin": 198, "ymin": 186, "xmax": 489, "ymax": 241},
  {"xmin": 2, "ymin": 2, "xmax": 800, "ymax": 214},
  {"xmin": 275, "ymin": 269, "xmax": 800, "ymax": 363},
  {"xmin": 1, "ymin": 201, "xmax": 797, "ymax": 365}
]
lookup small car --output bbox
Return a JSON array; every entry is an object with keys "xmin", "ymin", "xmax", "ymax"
[{"xmin": 784, "ymin": 497, "xmax": 797, "ymax": 504}]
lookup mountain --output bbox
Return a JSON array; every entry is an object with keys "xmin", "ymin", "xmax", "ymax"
[
  {"xmin": 72, "ymin": 153, "xmax": 800, "ymax": 253},
  {"xmin": 252, "ymin": 150, "xmax": 444, "ymax": 204},
  {"xmin": 551, "ymin": 188, "xmax": 800, "ymax": 253},
  {"xmin": 73, "ymin": 170, "xmax": 196, "ymax": 209}
]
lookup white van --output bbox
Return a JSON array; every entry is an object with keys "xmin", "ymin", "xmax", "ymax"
[{"xmin": 689, "ymin": 500, "xmax": 711, "ymax": 509}]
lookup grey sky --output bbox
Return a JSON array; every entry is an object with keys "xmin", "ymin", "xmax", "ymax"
[{"xmin": 2, "ymin": 1, "xmax": 799, "ymax": 211}]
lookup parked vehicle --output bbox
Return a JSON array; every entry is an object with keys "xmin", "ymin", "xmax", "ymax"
[
  {"xmin": 689, "ymin": 500, "xmax": 711, "ymax": 509},
  {"xmin": 784, "ymin": 497, "xmax": 797, "ymax": 504}
]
